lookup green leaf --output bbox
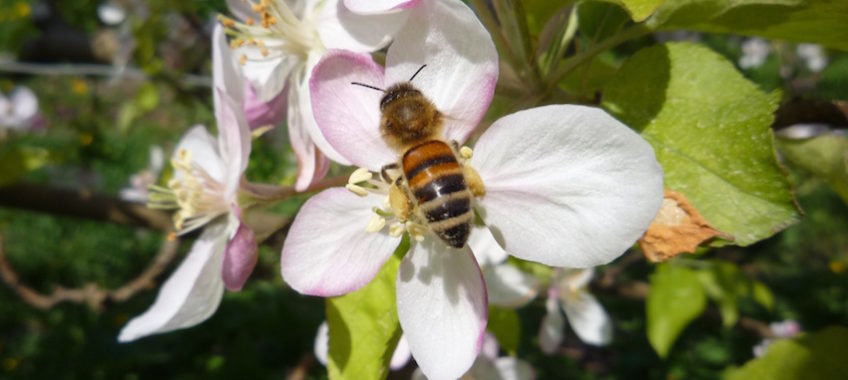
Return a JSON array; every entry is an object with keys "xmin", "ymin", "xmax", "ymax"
[
  {"xmin": 603, "ymin": 42, "xmax": 800, "ymax": 246},
  {"xmin": 524, "ymin": 0, "xmax": 574, "ymax": 36},
  {"xmin": 578, "ymin": 1, "xmax": 631, "ymax": 43},
  {"xmin": 487, "ymin": 307, "xmax": 521, "ymax": 355},
  {"xmin": 0, "ymin": 147, "xmax": 50, "ymax": 186},
  {"xmin": 778, "ymin": 134, "xmax": 848, "ymax": 205},
  {"xmin": 604, "ymin": 0, "xmax": 667, "ymax": 22},
  {"xmin": 326, "ymin": 236, "xmax": 408, "ymax": 380},
  {"xmin": 751, "ymin": 280, "xmax": 774, "ymax": 310},
  {"xmin": 650, "ymin": 0, "xmax": 848, "ymax": 52},
  {"xmin": 647, "ymin": 263, "xmax": 707, "ymax": 358},
  {"xmin": 695, "ymin": 261, "xmax": 745, "ymax": 327},
  {"xmin": 724, "ymin": 326, "xmax": 848, "ymax": 380}
]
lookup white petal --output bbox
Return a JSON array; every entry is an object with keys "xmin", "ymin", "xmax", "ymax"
[
  {"xmin": 9, "ymin": 86, "xmax": 38, "ymax": 121},
  {"xmin": 344, "ymin": 0, "xmax": 420, "ymax": 15},
  {"xmin": 492, "ymin": 357, "xmax": 536, "ymax": 380},
  {"xmin": 237, "ymin": 49, "xmax": 298, "ymax": 102},
  {"xmin": 314, "ymin": 321, "xmax": 329, "ymax": 366},
  {"xmin": 472, "ymin": 105, "xmax": 664, "ymax": 267},
  {"xmin": 385, "ymin": 0, "xmax": 497, "ymax": 143},
  {"xmin": 468, "ymin": 225, "xmax": 508, "ymax": 266},
  {"xmin": 484, "ymin": 264, "xmax": 538, "ymax": 308},
  {"xmin": 560, "ymin": 268, "xmax": 594, "ymax": 290},
  {"xmin": 309, "ymin": 50, "xmax": 393, "ymax": 169},
  {"xmin": 97, "ymin": 2, "xmax": 126, "ymax": 25},
  {"xmin": 318, "ymin": 0, "xmax": 409, "ymax": 52},
  {"xmin": 174, "ymin": 125, "xmax": 226, "ymax": 184},
  {"xmin": 226, "ymin": 0, "xmax": 254, "ymax": 21},
  {"xmin": 118, "ymin": 223, "xmax": 228, "ymax": 342},
  {"xmin": 397, "ymin": 239, "xmax": 487, "ymax": 380},
  {"xmin": 538, "ymin": 296, "xmax": 564, "ymax": 354},
  {"xmin": 215, "ymin": 90, "xmax": 251, "ymax": 199},
  {"xmin": 212, "ymin": 24, "xmax": 244, "ymax": 104},
  {"xmin": 389, "ymin": 335, "xmax": 412, "ymax": 370},
  {"xmin": 562, "ymin": 291, "xmax": 613, "ymax": 346},
  {"xmin": 280, "ymin": 188, "xmax": 400, "ymax": 296}
]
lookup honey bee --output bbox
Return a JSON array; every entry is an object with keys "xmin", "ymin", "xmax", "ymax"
[{"xmin": 353, "ymin": 66, "xmax": 484, "ymax": 248}]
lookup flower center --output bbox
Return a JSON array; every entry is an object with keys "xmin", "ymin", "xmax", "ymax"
[
  {"xmin": 148, "ymin": 148, "xmax": 229, "ymax": 233},
  {"xmin": 345, "ymin": 145, "xmax": 485, "ymax": 243},
  {"xmin": 220, "ymin": 0, "xmax": 319, "ymax": 63}
]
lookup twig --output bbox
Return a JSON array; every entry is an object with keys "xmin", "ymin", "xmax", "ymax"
[
  {"xmin": 0, "ymin": 60, "xmax": 212, "ymax": 87},
  {"xmin": 0, "ymin": 234, "xmax": 180, "ymax": 311},
  {"xmin": 285, "ymin": 352, "xmax": 316, "ymax": 380}
]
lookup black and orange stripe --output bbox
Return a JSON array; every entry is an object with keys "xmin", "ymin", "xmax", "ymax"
[{"xmin": 402, "ymin": 140, "xmax": 472, "ymax": 248}]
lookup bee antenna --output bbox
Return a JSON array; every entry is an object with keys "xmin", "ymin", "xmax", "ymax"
[
  {"xmin": 409, "ymin": 64, "xmax": 427, "ymax": 82},
  {"xmin": 351, "ymin": 82, "xmax": 385, "ymax": 92}
]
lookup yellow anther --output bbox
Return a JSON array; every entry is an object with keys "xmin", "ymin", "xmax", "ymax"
[
  {"xmin": 348, "ymin": 167, "xmax": 372, "ymax": 185},
  {"xmin": 239, "ymin": 54, "xmax": 247, "ymax": 65},
  {"xmin": 365, "ymin": 215, "xmax": 386, "ymax": 233},
  {"xmin": 219, "ymin": 16, "xmax": 235, "ymax": 27},
  {"xmin": 246, "ymin": 17, "xmax": 255, "ymax": 26},
  {"xmin": 345, "ymin": 184, "xmax": 369, "ymax": 197},
  {"xmin": 460, "ymin": 146, "xmax": 473, "ymax": 159},
  {"xmin": 261, "ymin": 47, "xmax": 269, "ymax": 57}
]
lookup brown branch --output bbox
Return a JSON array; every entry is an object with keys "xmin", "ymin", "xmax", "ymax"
[
  {"xmin": 285, "ymin": 352, "xmax": 316, "ymax": 380},
  {"xmin": 0, "ymin": 183, "xmax": 172, "ymax": 230},
  {"xmin": 0, "ymin": 234, "xmax": 180, "ymax": 311}
]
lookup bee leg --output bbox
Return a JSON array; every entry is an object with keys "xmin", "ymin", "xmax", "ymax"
[
  {"xmin": 381, "ymin": 163, "xmax": 399, "ymax": 183},
  {"xmin": 464, "ymin": 165, "xmax": 486, "ymax": 197}
]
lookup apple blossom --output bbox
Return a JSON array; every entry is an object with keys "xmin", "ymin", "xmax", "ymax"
[
  {"xmin": 118, "ymin": 25, "xmax": 258, "ymax": 342},
  {"xmin": 119, "ymin": 145, "xmax": 164, "ymax": 204},
  {"xmin": 0, "ymin": 86, "xmax": 44, "ymax": 132},
  {"xmin": 220, "ymin": 0, "xmax": 410, "ymax": 190},
  {"xmin": 279, "ymin": 0, "xmax": 663, "ymax": 378},
  {"xmin": 538, "ymin": 268, "xmax": 613, "ymax": 353},
  {"xmin": 752, "ymin": 320, "xmax": 802, "ymax": 357}
]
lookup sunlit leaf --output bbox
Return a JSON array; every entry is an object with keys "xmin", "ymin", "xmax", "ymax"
[
  {"xmin": 725, "ymin": 326, "xmax": 848, "ymax": 380},
  {"xmin": 326, "ymin": 236, "xmax": 408, "ymax": 380},
  {"xmin": 598, "ymin": 0, "xmax": 664, "ymax": 22},
  {"xmin": 647, "ymin": 263, "xmax": 707, "ymax": 358},
  {"xmin": 651, "ymin": 0, "xmax": 848, "ymax": 51},
  {"xmin": 604, "ymin": 42, "xmax": 800, "ymax": 246}
]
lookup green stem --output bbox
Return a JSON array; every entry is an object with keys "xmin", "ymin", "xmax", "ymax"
[
  {"xmin": 469, "ymin": 0, "xmax": 539, "ymax": 94},
  {"xmin": 544, "ymin": 25, "xmax": 651, "ymax": 97}
]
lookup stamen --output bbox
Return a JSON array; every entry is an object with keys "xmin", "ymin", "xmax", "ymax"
[
  {"xmin": 460, "ymin": 146, "xmax": 473, "ymax": 160},
  {"xmin": 365, "ymin": 215, "xmax": 386, "ymax": 233},
  {"xmin": 346, "ymin": 184, "xmax": 369, "ymax": 197},
  {"xmin": 349, "ymin": 167, "xmax": 373, "ymax": 184},
  {"xmin": 389, "ymin": 223, "xmax": 405, "ymax": 237}
]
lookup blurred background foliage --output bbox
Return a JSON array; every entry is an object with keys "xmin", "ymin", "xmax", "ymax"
[{"xmin": 0, "ymin": 0, "xmax": 847, "ymax": 379}]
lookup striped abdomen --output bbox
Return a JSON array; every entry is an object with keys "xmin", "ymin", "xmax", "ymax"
[{"xmin": 402, "ymin": 140, "xmax": 472, "ymax": 248}]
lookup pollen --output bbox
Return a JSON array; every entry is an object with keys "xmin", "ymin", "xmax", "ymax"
[
  {"xmin": 245, "ymin": 17, "xmax": 255, "ymax": 26},
  {"xmin": 239, "ymin": 54, "xmax": 247, "ymax": 65}
]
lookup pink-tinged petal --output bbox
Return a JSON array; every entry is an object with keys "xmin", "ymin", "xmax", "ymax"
[
  {"xmin": 472, "ymin": 105, "xmax": 664, "ymax": 268},
  {"xmin": 492, "ymin": 357, "xmax": 537, "ymax": 380},
  {"xmin": 480, "ymin": 331, "xmax": 499, "ymax": 360},
  {"xmin": 215, "ymin": 89, "xmax": 251, "ymax": 199},
  {"xmin": 390, "ymin": 335, "xmax": 412, "ymax": 370},
  {"xmin": 314, "ymin": 321, "xmax": 330, "ymax": 366},
  {"xmin": 212, "ymin": 24, "xmax": 244, "ymax": 105},
  {"xmin": 221, "ymin": 218, "xmax": 258, "ymax": 291},
  {"xmin": 288, "ymin": 88, "xmax": 328, "ymax": 191},
  {"xmin": 291, "ymin": 58, "xmax": 351, "ymax": 165},
  {"xmin": 118, "ymin": 223, "xmax": 228, "ymax": 342},
  {"xmin": 484, "ymin": 264, "xmax": 539, "ymax": 308},
  {"xmin": 396, "ymin": 239, "xmax": 487, "ymax": 380},
  {"xmin": 310, "ymin": 50, "xmax": 394, "ymax": 170},
  {"xmin": 385, "ymin": 0, "xmax": 497, "ymax": 143},
  {"xmin": 538, "ymin": 295, "xmax": 564, "ymax": 354},
  {"xmin": 344, "ymin": 0, "xmax": 420, "ymax": 14},
  {"xmin": 563, "ymin": 291, "xmax": 613, "ymax": 346},
  {"xmin": 244, "ymin": 81, "xmax": 287, "ymax": 130},
  {"xmin": 318, "ymin": 0, "xmax": 409, "ymax": 52},
  {"xmin": 174, "ymin": 125, "xmax": 226, "ymax": 184},
  {"xmin": 280, "ymin": 188, "xmax": 399, "ymax": 296},
  {"xmin": 469, "ymin": 225, "xmax": 508, "ymax": 265}
]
